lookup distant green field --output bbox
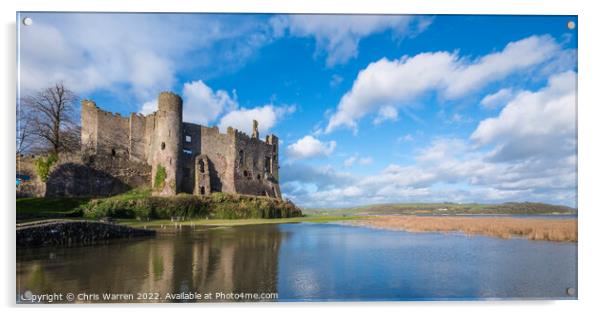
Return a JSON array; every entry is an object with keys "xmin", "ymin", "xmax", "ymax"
[{"xmin": 302, "ymin": 202, "xmax": 577, "ymax": 216}]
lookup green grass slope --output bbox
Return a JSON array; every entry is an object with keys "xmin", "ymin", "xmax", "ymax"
[{"xmin": 17, "ymin": 189, "xmax": 302, "ymax": 222}]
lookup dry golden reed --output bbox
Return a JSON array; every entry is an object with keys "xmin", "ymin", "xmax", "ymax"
[{"xmin": 356, "ymin": 216, "xmax": 577, "ymax": 242}]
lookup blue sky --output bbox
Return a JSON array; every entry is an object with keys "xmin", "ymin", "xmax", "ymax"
[{"xmin": 18, "ymin": 13, "xmax": 578, "ymax": 207}]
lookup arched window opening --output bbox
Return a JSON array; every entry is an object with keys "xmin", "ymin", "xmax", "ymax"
[
  {"xmin": 200, "ymin": 186, "xmax": 205, "ymax": 195},
  {"xmin": 111, "ymin": 148, "xmax": 116, "ymax": 157}
]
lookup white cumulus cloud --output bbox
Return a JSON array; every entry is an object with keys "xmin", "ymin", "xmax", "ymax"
[
  {"xmin": 480, "ymin": 88, "xmax": 515, "ymax": 109},
  {"xmin": 325, "ymin": 35, "xmax": 563, "ymax": 133},
  {"xmin": 373, "ymin": 106, "xmax": 399, "ymax": 125},
  {"xmin": 344, "ymin": 155, "xmax": 374, "ymax": 167},
  {"xmin": 472, "ymin": 71, "xmax": 577, "ymax": 162},
  {"xmin": 19, "ymin": 13, "xmax": 277, "ymax": 112},
  {"xmin": 286, "ymin": 135, "xmax": 336, "ymax": 160},
  {"xmin": 218, "ymin": 104, "xmax": 295, "ymax": 136},
  {"xmin": 281, "ymin": 68, "xmax": 577, "ymax": 208},
  {"xmin": 139, "ymin": 100, "xmax": 158, "ymax": 115},
  {"xmin": 271, "ymin": 15, "xmax": 431, "ymax": 67},
  {"xmin": 139, "ymin": 79, "xmax": 292, "ymax": 136},
  {"xmin": 182, "ymin": 80, "xmax": 237, "ymax": 125}
]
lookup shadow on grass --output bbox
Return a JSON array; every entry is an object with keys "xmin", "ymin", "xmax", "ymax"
[{"xmin": 16, "ymin": 197, "xmax": 90, "ymax": 221}]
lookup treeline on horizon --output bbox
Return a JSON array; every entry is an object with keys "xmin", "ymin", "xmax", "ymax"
[{"xmin": 303, "ymin": 202, "xmax": 577, "ymax": 216}]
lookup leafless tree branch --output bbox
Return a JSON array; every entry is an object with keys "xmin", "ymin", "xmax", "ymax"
[{"xmin": 20, "ymin": 83, "xmax": 79, "ymax": 155}]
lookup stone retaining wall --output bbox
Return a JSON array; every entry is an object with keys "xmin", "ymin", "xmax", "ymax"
[{"xmin": 16, "ymin": 220, "xmax": 155, "ymax": 248}]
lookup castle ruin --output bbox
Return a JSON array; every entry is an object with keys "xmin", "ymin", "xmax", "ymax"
[{"xmin": 80, "ymin": 91, "xmax": 281, "ymax": 199}]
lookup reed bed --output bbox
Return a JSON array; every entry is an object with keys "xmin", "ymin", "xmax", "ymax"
[{"xmin": 356, "ymin": 216, "xmax": 577, "ymax": 242}]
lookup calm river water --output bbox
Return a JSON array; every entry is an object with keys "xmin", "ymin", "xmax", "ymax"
[{"xmin": 16, "ymin": 222, "xmax": 577, "ymax": 302}]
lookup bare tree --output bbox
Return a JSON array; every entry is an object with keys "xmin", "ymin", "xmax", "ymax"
[
  {"xmin": 59, "ymin": 125, "xmax": 82, "ymax": 153},
  {"xmin": 21, "ymin": 83, "xmax": 79, "ymax": 155}
]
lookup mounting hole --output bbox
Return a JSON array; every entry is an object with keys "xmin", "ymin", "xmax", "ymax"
[
  {"xmin": 567, "ymin": 21, "xmax": 576, "ymax": 30},
  {"xmin": 566, "ymin": 287, "xmax": 576, "ymax": 296},
  {"xmin": 22, "ymin": 17, "xmax": 33, "ymax": 26}
]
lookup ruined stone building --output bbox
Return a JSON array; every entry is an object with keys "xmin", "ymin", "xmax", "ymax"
[{"xmin": 80, "ymin": 92, "xmax": 281, "ymax": 198}]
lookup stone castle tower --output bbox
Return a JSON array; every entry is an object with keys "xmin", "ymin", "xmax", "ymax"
[
  {"xmin": 151, "ymin": 92, "xmax": 183, "ymax": 196},
  {"xmin": 80, "ymin": 91, "xmax": 282, "ymax": 199}
]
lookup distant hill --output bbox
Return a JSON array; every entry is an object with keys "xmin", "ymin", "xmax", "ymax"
[{"xmin": 302, "ymin": 202, "xmax": 576, "ymax": 216}]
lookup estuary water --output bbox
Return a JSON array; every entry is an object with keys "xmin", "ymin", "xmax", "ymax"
[{"xmin": 16, "ymin": 222, "xmax": 577, "ymax": 302}]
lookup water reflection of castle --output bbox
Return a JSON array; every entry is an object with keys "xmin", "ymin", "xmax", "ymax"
[{"xmin": 17, "ymin": 226, "xmax": 286, "ymax": 302}]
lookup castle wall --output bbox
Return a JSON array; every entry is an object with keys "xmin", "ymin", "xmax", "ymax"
[
  {"xmin": 129, "ymin": 113, "xmax": 148, "ymax": 163},
  {"xmin": 199, "ymin": 126, "xmax": 236, "ymax": 194},
  {"xmin": 98, "ymin": 111, "xmax": 130, "ymax": 158},
  {"xmin": 18, "ymin": 152, "xmax": 152, "ymax": 198},
  {"xmin": 180, "ymin": 122, "xmax": 203, "ymax": 193},
  {"xmin": 144, "ymin": 113, "xmax": 157, "ymax": 166},
  {"xmin": 81, "ymin": 100, "xmax": 99, "ymax": 155},
  {"xmin": 266, "ymin": 134, "xmax": 279, "ymax": 182},
  {"xmin": 81, "ymin": 100, "xmax": 137, "ymax": 160},
  {"xmin": 233, "ymin": 130, "xmax": 281, "ymax": 198},
  {"xmin": 194, "ymin": 155, "xmax": 211, "ymax": 196},
  {"xmin": 16, "ymin": 154, "xmax": 46, "ymax": 198}
]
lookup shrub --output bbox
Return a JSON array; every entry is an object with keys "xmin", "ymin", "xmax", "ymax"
[
  {"xmin": 34, "ymin": 153, "xmax": 58, "ymax": 182},
  {"xmin": 154, "ymin": 165, "xmax": 166, "ymax": 190},
  {"xmin": 81, "ymin": 199, "xmax": 138, "ymax": 219},
  {"xmin": 146, "ymin": 195, "xmax": 210, "ymax": 219}
]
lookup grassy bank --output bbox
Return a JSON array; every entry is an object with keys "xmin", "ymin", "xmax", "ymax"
[
  {"xmin": 354, "ymin": 215, "xmax": 577, "ymax": 242},
  {"xmin": 17, "ymin": 189, "xmax": 302, "ymax": 222},
  {"xmin": 80, "ymin": 190, "xmax": 301, "ymax": 220}
]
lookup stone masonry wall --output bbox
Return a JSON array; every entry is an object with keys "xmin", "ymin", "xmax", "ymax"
[
  {"xmin": 233, "ymin": 130, "xmax": 281, "ymax": 198},
  {"xmin": 16, "ymin": 154, "xmax": 46, "ymax": 197},
  {"xmin": 129, "ymin": 113, "xmax": 148, "ymax": 163},
  {"xmin": 81, "ymin": 100, "xmax": 98, "ymax": 155},
  {"xmin": 81, "ymin": 100, "xmax": 149, "ymax": 161},
  {"xmin": 96, "ymin": 110, "xmax": 130, "ymax": 158},
  {"xmin": 180, "ymin": 122, "xmax": 202, "ymax": 193},
  {"xmin": 17, "ymin": 221, "xmax": 155, "ymax": 248},
  {"xmin": 200, "ymin": 125, "xmax": 236, "ymax": 194}
]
